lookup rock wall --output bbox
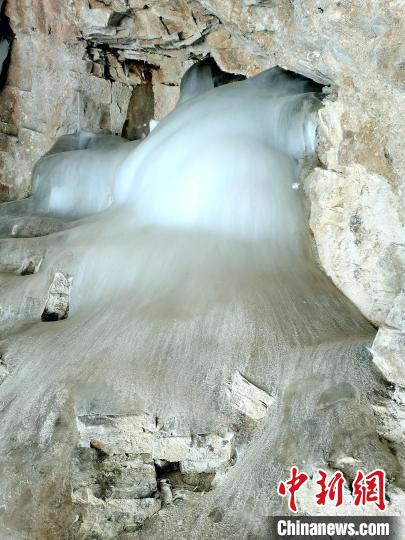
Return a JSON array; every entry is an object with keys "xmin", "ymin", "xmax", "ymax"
[{"xmin": 0, "ymin": 0, "xmax": 404, "ymax": 423}]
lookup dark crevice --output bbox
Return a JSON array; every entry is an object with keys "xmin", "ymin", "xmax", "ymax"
[
  {"xmin": 0, "ymin": 1, "xmax": 14, "ymax": 90},
  {"xmin": 122, "ymin": 80, "xmax": 154, "ymax": 140},
  {"xmin": 154, "ymin": 460, "xmax": 180, "ymax": 478},
  {"xmin": 41, "ymin": 309, "xmax": 69, "ymax": 322},
  {"xmin": 85, "ymin": 39, "xmax": 158, "ymax": 83},
  {"xmin": 158, "ymin": 16, "xmax": 170, "ymax": 36},
  {"xmin": 190, "ymin": 11, "xmax": 198, "ymax": 26},
  {"xmin": 154, "ymin": 459, "xmax": 215, "ymax": 493}
]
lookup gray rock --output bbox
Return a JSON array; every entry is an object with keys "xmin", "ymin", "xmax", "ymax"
[
  {"xmin": 42, "ymin": 271, "xmax": 72, "ymax": 321},
  {"xmin": 225, "ymin": 371, "xmax": 274, "ymax": 421}
]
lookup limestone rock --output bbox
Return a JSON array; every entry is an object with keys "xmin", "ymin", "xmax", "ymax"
[
  {"xmin": 306, "ymin": 165, "xmax": 404, "ymax": 326},
  {"xmin": 372, "ymin": 290, "xmax": 405, "ymax": 387},
  {"xmin": 225, "ymin": 371, "xmax": 274, "ymax": 421},
  {"xmin": 76, "ymin": 497, "xmax": 161, "ymax": 539},
  {"xmin": 157, "ymin": 433, "xmax": 234, "ymax": 474},
  {"xmin": 73, "ymin": 414, "xmax": 235, "ymax": 535},
  {"xmin": 77, "ymin": 413, "xmax": 234, "ymax": 472},
  {"xmin": 41, "ymin": 271, "xmax": 72, "ymax": 321},
  {"xmin": 17, "ymin": 255, "xmax": 43, "ymax": 276},
  {"xmin": 77, "ymin": 414, "xmax": 156, "ymax": 456}
]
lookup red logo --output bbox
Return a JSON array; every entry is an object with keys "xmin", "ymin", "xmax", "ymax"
[
  {"xmin": 352, "ymin": 469, "xmax": 386, "ymax": 511},
  {"xmin": 277, "ymin": 467, "xmax": 386, "ymax": 512},
  {"xmin": 315, "ymin": 468, "xmax": 345, "ymax": 507},
  {"xmin": 277, "ymin": 466, "xmax": 309, "ymax": 513}
]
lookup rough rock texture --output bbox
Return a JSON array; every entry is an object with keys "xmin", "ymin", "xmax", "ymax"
[
  {"xmin": 74, "ymin": 413, "xmax": 236, "ymax": 538},
  {"xmin": 0, "ymin": 0, "xmax": 132, "ymax": 200},
  {"xmin": 225, "ymin": 371, "xmax": 274, "ymax": 421},
  {"xmin": 71, "ymin": 391, "xmax": 272, "ymax": 538},
  {"xmin": 41, "ymin": 271, "xmax": 72, "ymax": 321}
]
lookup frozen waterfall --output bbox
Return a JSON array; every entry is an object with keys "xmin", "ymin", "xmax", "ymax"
[{"xmin": 0, "ymin": 64, "xmax": 395, "ymax": 537}]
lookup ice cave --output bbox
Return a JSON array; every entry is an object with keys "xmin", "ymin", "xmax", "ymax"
[{"xmin": 0, "ymin": 1, "xmax": 404, "ymax": 539}]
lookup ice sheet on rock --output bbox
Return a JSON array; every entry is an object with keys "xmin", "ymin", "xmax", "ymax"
[{"xmin": 0, "ymin": 66, "xmax": 396, "ymax": 538}]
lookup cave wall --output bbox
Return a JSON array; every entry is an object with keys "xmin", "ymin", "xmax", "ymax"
[{"xmin": 0, "ymin": 0, "xmax": 404, "ymax": 384}]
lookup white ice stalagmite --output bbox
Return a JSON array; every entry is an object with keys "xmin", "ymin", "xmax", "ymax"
[
  {"xmin": 0, "ymin": 65, "xmax": 398, "ymax": 538},
  {"xmin": 1, "ymin": 66, "xmax": 323, "ymax": 314},
  {"xmin": 30, "ymin": 134, "xmax": 135, "ymax": 217},
  {"xmin": 3, "ymin": 67, "xmax": 320, "ymax": 221}
]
